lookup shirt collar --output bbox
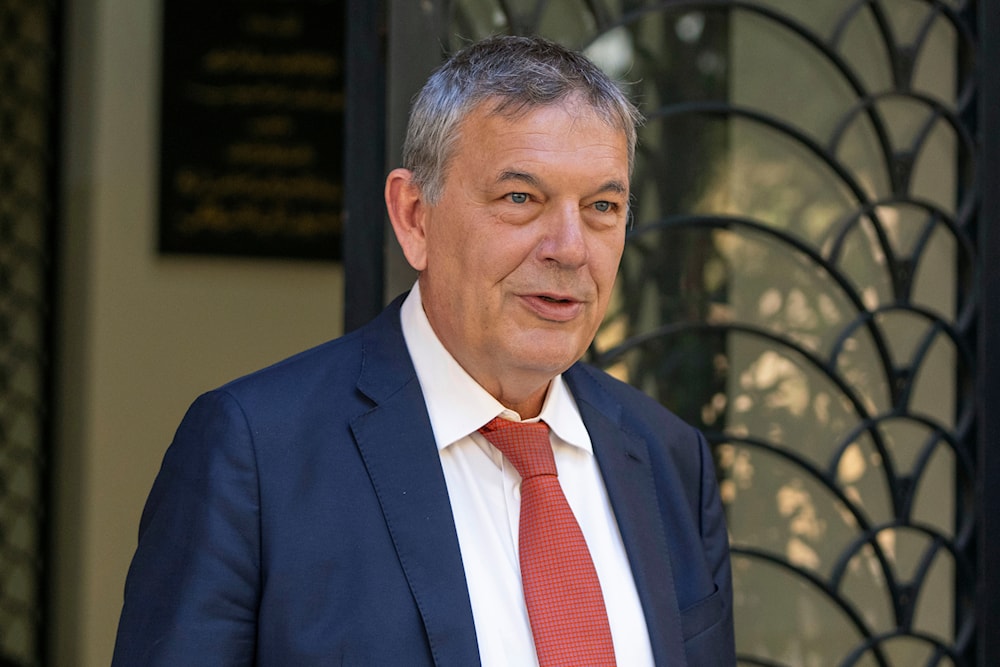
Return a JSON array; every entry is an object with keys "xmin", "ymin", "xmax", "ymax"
[{"xmin": 399, "ymin": 281, "xmax": 592, "ymax": 453}]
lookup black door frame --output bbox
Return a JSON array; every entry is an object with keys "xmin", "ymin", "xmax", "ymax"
[
  {"xmin": 976, "ymin": 3, "xmax": 1000, "ymax": 663},
  {"xmin": 342, "ymin": 0, "xmax": 387, "ymax": 332}
]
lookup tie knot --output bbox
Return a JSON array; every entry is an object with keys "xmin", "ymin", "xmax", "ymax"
[{"xmin": 478, "ymin": 417, "xmax": 557, "ymax": 480}]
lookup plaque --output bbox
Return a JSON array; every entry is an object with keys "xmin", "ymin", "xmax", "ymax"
[{"xmin": 158, "ymin": 0, "xmax": 344, "ymax": 260}]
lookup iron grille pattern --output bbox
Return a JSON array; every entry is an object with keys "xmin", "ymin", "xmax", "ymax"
[
  {"xmin": 440, "ymin": 1, "xmax": 979, "ymax": 665},
  {"xmin": 0, "ymin": 0, "xmax": 57, "ymax": 665}
]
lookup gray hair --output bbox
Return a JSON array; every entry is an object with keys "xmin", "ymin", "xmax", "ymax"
[{"xmin": 402, "ymin": 35, "xmax": 643, "ymax": 203}]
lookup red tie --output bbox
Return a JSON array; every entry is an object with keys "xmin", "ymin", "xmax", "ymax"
[{"xmin": 478, "ymin": 417, "xmax": 617, "ymax": 666}]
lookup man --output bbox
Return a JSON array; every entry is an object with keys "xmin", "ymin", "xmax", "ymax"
[{"xmin": 112, "ymin": 35, "xmax": 735, "ymax": 666}]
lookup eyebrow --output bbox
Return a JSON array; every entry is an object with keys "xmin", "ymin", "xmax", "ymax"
[
  {"xmin": 597, "ymin": 180, "xmax": 628, "ymax": 195},
  {"xmin": 496, "ymin": 170, "xmax": 628, "ymax": 196},
  {"xmin": 496, "ymin": 170, "xmax": 540, "ymax": 188}
]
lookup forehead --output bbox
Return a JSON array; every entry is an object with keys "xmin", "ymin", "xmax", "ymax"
[
  {"xmin": 450, "ymin": 98, "xmax": 629, "ymax": 167},
  {"xmin": 467, "ymin": 93, "xmax": 621, "ymax": 135}
]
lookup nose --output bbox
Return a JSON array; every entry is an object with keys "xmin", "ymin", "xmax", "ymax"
[{"xmin": 538, "ymin": 203, "xmax": 588, "ymax": 268}]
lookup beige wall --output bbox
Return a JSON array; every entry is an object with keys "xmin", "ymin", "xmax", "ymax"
[{"xmin": 52, "ymin": 0, "xmax": 345, "ymax": 664}]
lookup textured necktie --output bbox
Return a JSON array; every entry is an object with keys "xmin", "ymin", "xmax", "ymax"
[{"xmin": 478, "ymin": 417, "xmax": 617, "ymax": 666}]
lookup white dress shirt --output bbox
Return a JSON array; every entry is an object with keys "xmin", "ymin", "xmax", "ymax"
[{"xmin": 400, "ymin": 283, "xmax": 655, "ymax": 667}]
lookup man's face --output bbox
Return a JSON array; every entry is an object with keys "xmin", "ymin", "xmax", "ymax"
[{"xmin": 407, "ymin": 98, "xmax": 629, "ymax": 412}]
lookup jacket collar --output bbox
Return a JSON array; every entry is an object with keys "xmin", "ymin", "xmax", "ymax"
[{"xmin": 351, "ymin": 295, "xmax": 483, "ymax": 666}]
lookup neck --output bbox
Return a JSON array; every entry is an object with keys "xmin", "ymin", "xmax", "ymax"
[{"xmin": 490, "ymin": 380, "xmax": 550, "ymax": 420}]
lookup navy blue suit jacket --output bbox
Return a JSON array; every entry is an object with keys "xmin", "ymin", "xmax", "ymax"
[{"xmin": 112, "ymin": 297, "xmax": 735, "ymax": 666}]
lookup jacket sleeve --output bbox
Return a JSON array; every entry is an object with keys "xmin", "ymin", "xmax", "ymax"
[{"xmin": 111, "ymin": 390, "xmax": 260, "ymax": 667}]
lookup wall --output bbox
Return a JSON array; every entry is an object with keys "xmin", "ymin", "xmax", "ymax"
[{"xmin": 52, "ymin": 0, "xmax": 344, "ymax": 664}]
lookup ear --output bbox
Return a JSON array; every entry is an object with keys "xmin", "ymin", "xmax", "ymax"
[{"xmin": 385, "ymin": 168, "xmax": 429, "ymax": 271}]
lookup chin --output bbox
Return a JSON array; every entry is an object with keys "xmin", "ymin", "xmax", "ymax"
[
  {"xmin": 502, "ymin": 327, "xmax": 591, "ymax": 370},
  {"xmin": 510, "ymin": 345, "xmax": 582, "ymax": 376}
]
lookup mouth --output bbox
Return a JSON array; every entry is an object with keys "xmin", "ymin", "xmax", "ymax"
[{"xmin": 521, "ymin": 293, "xmax": 585, "ymax": 322}]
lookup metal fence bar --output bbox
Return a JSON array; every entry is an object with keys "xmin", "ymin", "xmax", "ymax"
[{"xmin": 976, "ymin": 0, "xmax": 1000, "ymax": 663}]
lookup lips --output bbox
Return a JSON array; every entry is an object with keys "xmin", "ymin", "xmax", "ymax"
[{"xmin": 520, "ymin": 293, "xmax": 585, "ymax": 322}]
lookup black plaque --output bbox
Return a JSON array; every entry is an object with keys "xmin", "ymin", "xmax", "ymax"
[{"xmin": 158, "ymin": 0, "xmax": 344, "ymax": 260}]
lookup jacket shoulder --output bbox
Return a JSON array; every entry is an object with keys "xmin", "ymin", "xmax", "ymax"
[{"xmin": 219, "ymin": 294, "xmax": 410, "ymax": 406}]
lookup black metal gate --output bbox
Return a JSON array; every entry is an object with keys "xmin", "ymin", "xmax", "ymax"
[{"xmin": 372, "ymin": 0, "xmax": 997, "ymax": 664}]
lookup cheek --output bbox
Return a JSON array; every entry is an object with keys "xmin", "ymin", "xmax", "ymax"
[
  {"xmin": 475, "ymin": 231, "xmax": 536, "ymax": 282},
  {"xmin": 592, "ymin": 235, "xmax": 626, "ymax": 286},
  {"xmin": 426, "ymin": 224, "xmax": 479, "ymax": 276}
]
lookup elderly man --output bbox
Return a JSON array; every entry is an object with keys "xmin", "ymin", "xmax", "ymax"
[{"xmin": 112, "ymin": 35, "xmax": 735, "ymax": 666}]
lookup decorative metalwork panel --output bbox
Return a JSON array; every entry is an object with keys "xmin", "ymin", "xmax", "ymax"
[
  {"xmin": 439, "ymin": 0, "xmax": 980, "ymax": 664},
  {"xmin": 0, "ymin": 0, "xmax": 57, "ymax": 665}
]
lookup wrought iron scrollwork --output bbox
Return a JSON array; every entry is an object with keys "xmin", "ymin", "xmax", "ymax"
[{"xmin": 439, "ymin": 1, "xmax": 980, "ymax": 664}]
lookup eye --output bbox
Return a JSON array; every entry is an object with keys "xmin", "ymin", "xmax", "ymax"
[
  {"xmin": 508, "ymin": 192, "xmax": 529, "ymax": 204},
  {"xmin": 593, "ymin": 200, "xmax": 615, "ymax": 212}
]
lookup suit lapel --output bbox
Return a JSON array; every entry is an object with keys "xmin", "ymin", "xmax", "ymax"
[
  {"xmin": 348, "ymin": 303, "xmax": 689, "ymax": 666},
  {"xmin": 349, "ymin": 301, "xmax": 481, "ymax": 667},
  {"xmin": 566, "ymin": 366, "xmax": 688, "ymax": 667}
]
